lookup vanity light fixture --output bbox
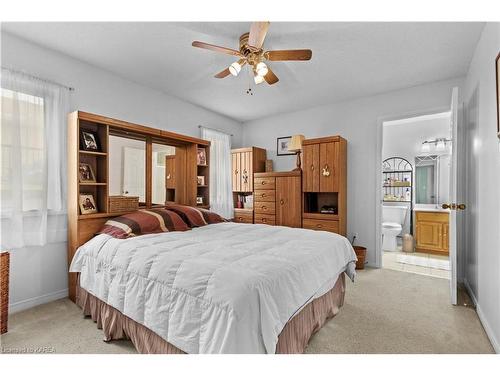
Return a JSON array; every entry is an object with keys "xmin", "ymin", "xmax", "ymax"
[{"xmin": 421, "ymin": 137, "xmax": 451, "ymax": 152}]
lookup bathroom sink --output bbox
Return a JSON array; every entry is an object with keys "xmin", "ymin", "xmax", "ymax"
[{"xmin": 413, "ymin": 204, "xmax": 450, "ymax": 212}]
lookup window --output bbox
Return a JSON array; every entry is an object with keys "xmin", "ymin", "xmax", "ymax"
[
  {"xmin": 1, "ymin": 88, "xmax": 45, "ymax": 213},
  {"xmin": 1, "ymin": 68, "xmax": 69, "ymax": 249}
]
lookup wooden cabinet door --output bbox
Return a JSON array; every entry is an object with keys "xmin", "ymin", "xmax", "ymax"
[
  {"xmin": 247, "ymin": 151, "xmax": 254, "ymax": 191},
  {"xmin": 241, "ymin": 151, "xmax": 251, "ymax": 192},
  {"xmin": 276, "ymin": 176, "xmax": 301, "ymax": 228},
  {"xmin": 302, "ymin": 143, "xmax": 319, "ymax": 192},
  {"xmin": 442, "ymin": 223, "xmax": 449, "ymax": 251},
  {"xmin": 319, "ymin": 141, "xmax": 339, "ymax": 192},
  {"xmin": 165, "ymin": 155, "xmax": 176, "ymax": 189},
  {"xmin": 416, "ymin": 221, "xmax": 443, "ymax": 250},
  {"xmin": 232, "ymin": 152, "xmax": 242, "ymax": 192}
]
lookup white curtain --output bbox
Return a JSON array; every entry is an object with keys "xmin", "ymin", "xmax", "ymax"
[
  {"xmin": 200, "ymin": 127, "xmax": 234, "ymax": 218},
  {"xmin": 1, "ymin": 68, "xmax": 69, "ymax": 249}
]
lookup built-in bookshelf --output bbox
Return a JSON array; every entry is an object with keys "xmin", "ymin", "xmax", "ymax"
[{"xmin": 196, "ymin": 144, "xmax": 210, "ymax": 208}]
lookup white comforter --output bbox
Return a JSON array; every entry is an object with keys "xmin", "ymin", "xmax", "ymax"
[{"xmin": 70, "ymin": 222, "xmax": 357, "ymax": 354}]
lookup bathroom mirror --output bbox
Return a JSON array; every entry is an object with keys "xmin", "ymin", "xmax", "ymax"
[{"xmin": 415, "ymin": 155, "xmax": 450, "ymax": 204}]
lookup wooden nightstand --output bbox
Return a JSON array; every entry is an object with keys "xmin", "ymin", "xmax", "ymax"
[{"xmin": 1, "ymin": 251, "xmax": 9, "ymax": 334}]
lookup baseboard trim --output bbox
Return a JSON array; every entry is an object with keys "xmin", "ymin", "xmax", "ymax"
[
  {"xmin": 9, "ymin": 288, "xmax": 69, "ymax": 314},
  {"xmin": 464, "ymin": 279, "xmax": 500, "ymax": 353}
]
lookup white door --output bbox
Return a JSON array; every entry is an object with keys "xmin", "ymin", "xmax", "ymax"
[
  {"xmin": 123, "ymin": 146, "xmax": 145, "ymax": 202},
  {"xmin": 448, "ymin": 87, "xmax": 459, "ymax": 305}
]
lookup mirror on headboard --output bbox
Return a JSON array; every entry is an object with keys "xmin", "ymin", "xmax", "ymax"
[
  {"xmin": 152, "ymin": 143, "xmax": 176, "ymax": 205},
  {"xmin": 109, "ymin": 135, "xmax": 147, "ymax": 204}
]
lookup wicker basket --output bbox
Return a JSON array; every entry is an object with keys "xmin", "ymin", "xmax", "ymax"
[
  {"xmin": 1, "ymin": 251, "xmax": 9, "ymax": 335},
  {"xmin": 109, "ymin": 195, "xmax": 139, "ymax": 213}
]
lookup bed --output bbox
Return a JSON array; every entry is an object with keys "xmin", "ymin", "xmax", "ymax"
[{"xmin": 70, "ymin": 221, "xmax": 357, "ymax": 354}]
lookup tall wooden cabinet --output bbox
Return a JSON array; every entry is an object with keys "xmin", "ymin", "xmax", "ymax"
[
  {"xmin": 231, "ymin": 147, "xmax": 267, "ymax": 223},
  {"xmin": 301, "ymin": 136, "xmax": 347, "ymax": 236},
  {"xmin": 253, "ymin": 171, "xmax": 302, "ymax": 228}
]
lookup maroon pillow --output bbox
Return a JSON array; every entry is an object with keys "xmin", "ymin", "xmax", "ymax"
[
  {"xmin": 99, "ymin": 208, "xmax": 190, "ymax": 239},
  {"xmin": 165, "ymin": 204, "xmax": 226, "ymax": 228}
]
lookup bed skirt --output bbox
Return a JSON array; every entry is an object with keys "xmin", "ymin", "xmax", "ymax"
[{"xmin": 76, "ymin": 273, "xmax": 345, "ymax": 354}]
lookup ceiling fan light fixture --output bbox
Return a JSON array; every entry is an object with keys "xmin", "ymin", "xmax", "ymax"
[
  {"xmin": 229, "ymin": 61, "xmax": 241, "ymax": 76},
  {"xmin": 254, "ymin": 74, "xmax": 265, "ymax": 85},
  {"xmin": 256, "ymin": 62, "xmax": 268, "ymax": 77}
]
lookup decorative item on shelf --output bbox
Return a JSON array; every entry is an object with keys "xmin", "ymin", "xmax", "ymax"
[
  {"xmin": 243, "ymin": 194, "xmax": 253, "ymax": 209},
  {"xmin": 265, "ymin": 159, "xmax": 273, "ymax": 172},
  {"xmin": 287, "ymin": 134, "xmax": 305, "ymax": 171},
  {"xmin": 196, "ymin": 196, "xmax": 204, "ymax": 205},
  {"xmin": 197, "ymin": 176, "xmax": 205, "ymax": 186},
  {"xmin": 276, "ymin": 136, "xmax": 295, "ymax": 156},
  {"xmin": 1, "ymin": 251, "xmax": 9, "ymax": 334},
  {"xmin": 79, "ymin": 129, "xmax": 100, "ymax": 152},
  {"xmin": 320, "ymin": 205, "xmax": 337, "ymax": 214},
  {"xmin": 79, "ymin": 193, "xmax": 98, "ymax": 215},
  {"xmin": 109, "ymin": 195, "xmax": 139, "ymax": 213},
  {"xmin": 78, "ymin": 162, "xmax": 96, "ymax": 183},
  {"xmin": 196, "ymin": 148, "xmax": 207, "ymax": 166}
]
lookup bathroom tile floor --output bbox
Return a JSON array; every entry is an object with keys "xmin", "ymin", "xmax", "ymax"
[{"xmin": 383, "ymin": 250, "xmax": 450, "ymax": 279}]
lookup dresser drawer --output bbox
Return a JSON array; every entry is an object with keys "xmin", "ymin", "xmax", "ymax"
[
  {"xmin": 254, "ymin": 201, "xmax": 276, "ymax": 214},
  {"xmin": 254, "ymin": 177, "xmax": 276, "ymax": 190},
  {"xmin": 303, "ymin": 218, "xmax": 339, "ymax": 233},
  {"xmin": 254, "ymin": 190, "xmax": 276, "ymax": 202},
  {"xmin": 233, "ymin": 210, "xmax": 253, "ymax": 224},
  {"xmin": 255, "ymin": 213, "xmax": 276, "ymax": 225}
]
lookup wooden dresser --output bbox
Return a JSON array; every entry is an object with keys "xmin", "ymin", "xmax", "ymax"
[
  {"xmin": 253, "ymin": 171, "xmax": 302, "ymax": 228},
  {"xmin": 415, "ymin": 211, "xmax": 449, "ymax": 255},
  {"xmin": 301, "ymin": 136, "xmax": 347, "ymax": 236},
  {"xmin": 231, "ymin": 147, "xmax": 267, "ymax": 223}
]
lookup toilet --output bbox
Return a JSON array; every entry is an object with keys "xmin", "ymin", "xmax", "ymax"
[{"xmin": 382, "ymin": 205, "xmax": 408, "ymax": 251}]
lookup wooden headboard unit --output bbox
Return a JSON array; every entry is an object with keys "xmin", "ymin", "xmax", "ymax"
[{"xmin": 67, "ymin": 111, "xmax": 210, "ymax": 301}]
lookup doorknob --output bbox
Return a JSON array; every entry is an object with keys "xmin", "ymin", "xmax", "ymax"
[
  {"xmin": 457, "ymin": 204, "xmax": 466, "ymax": 210},
  {"xmin": 442, "ymin": 203, "xmax": 456, "ymax": 210}
]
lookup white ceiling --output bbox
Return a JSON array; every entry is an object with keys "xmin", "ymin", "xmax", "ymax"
[{"xmin": 2, "ymin": 22, "xmax": 484, "ymax": 122}]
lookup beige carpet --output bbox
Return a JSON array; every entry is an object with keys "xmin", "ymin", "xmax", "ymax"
[{"xmin": 0, "ymin": 268, "xmax": 494, "ymax": 354}]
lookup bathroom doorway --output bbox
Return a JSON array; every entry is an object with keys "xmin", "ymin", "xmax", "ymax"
[{"xmin": 380, "ymin": 111, "xmax": 452, "ymax": 280}]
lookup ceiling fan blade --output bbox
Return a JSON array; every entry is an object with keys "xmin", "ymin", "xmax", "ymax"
[
  {"xmin": 266, "ymin": 49, "xmax": 312, "ymax": 61},
  {"xmin": 248, "ymin": 22, "xmax": 270, "ymax": 49},
  {"xmin": 264, "ymin": 67, "xmax": 279, "ymax": 85},
  {"xmin": 214, "ymin": 68, "xmax": 231, "ymax": 78},
  {"xmin": 214, "ymin": 59, "xmax": 247, "ymax": 79},
  {"xmin": 192, "ymin": 41, "xmax": 242, "ymax": 57}
]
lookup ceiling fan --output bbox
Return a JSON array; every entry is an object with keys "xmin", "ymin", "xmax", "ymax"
[{"xmin": 192, "ymin": 22, "xmax": 312, "ymax": 85}]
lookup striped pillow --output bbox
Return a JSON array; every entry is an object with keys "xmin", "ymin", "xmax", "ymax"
[
  {"xmin": 165, "ymin": 204, "xmax": 226, "ymax": 228},
  {"xmin": 99, "ymin": 209, "xmax": 190, "ymax": 239}
]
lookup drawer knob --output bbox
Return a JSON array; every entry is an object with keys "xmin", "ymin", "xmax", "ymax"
[
  {"xmin": 316, "ymin": 224, "xmax": 323, "ymax": 228},
  {"xmin": 262, "ymin": 218, "xmax": 267, "ymax": 222},
  {"xmin": 280, "ymin": 199, "xmax": 284, "ymax": 205},
  {"xmin": 261, "ymin": 181, "xmax": 266, "ymax": 185},
  {"xmin": 262, "ymin": 193, "xmax": 266, "ymax": 197},
  {"xmin": 262, "ymin": 206, "xmax": 267, "ymax": 210}
]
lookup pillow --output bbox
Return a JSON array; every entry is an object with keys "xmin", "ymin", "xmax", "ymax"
[
  {"xmin": 165, "ymin": 204, "xmax": 226, "ymax": 228},
  {"xmin": 99, "ymin": 208, "xmax": 190, "ymax": 239}
]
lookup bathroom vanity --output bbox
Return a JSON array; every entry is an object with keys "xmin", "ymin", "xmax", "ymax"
[{"xmin": 414, "ymin": 207, "xmax": 449, "ymax": 255}]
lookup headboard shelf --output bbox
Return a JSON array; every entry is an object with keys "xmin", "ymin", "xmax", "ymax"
[{"xmin": 68, "ymin": 111, "xmax": 211, "ymax": 302}]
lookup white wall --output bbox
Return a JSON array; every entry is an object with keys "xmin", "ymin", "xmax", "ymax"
[
  {"xmin": 242, "ymin": 77, "xmax": 464, "ymax": 265},
  {"xmin": 1, "ymin": 32, "xmax": 243, "ymax": 312},
  {"xmin": 463, "ymin": 23, "xmax": 500, "ymax": 353}
]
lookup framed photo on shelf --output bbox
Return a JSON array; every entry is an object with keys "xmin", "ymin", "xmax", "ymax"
[
  {"xmin": 196, "ymin": 196, "xmax": 204, "ymax": 205},
  {"xmin": 80, "ymin": 129, "xmax": 100, "ymax": 152},
  {"xmin": 276, "ymin": 136, "xmax": 294, "ymax": 156},
  {"xmin": 78, "ymin": 162, "xmax": 96, "ymax": 183},
  {"xmin": 197, "ymin": 176, "xmax": 205, "ymax": 186},
  {"xmin": 197, "ymin": 148, "xmax": 207, "ymax": 166},
  {"xmin": 79, "ymin": 194, "xmax": 98, "ymax": 215}
]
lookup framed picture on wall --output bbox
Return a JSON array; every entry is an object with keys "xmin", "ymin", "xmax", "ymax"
[
  {"xmin": 496, "ymin": 52, "xmax": 500, "ymax": 139},
  {"xmin": 276, "ymin": 136, "xmax": 294, "ymax": 156}
]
